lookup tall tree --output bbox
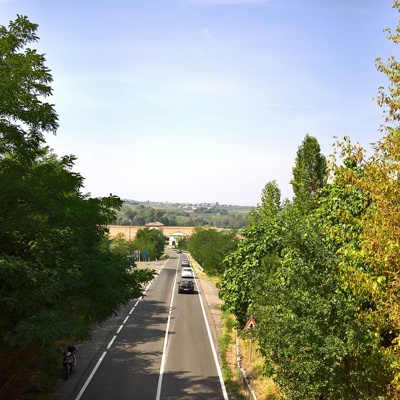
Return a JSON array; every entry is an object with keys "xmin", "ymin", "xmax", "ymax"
[
  {"xmin": 326, "ymin": 2, "xmax": 400, "ymax": 394},
  {"xmin": 220, "ymin": 178, "xmax": 393, "ymax": 398},
  {"xmin": 290, "ymin": 134, "xmax": 327, "ymax": 210},
  {"xmin": 315, "ymin": 2, "xmax": 400, "ymax": 395},
  {"xmin": 256, "ymin": 204, "xmax": 392, "ymax": 399},
  {"xmin": 219, "ymin": 181, "xmax": 283, "ymax": 326},
  {"xmin": 0, "ymin": 16, "xmax": 154, "ymax": 349}
]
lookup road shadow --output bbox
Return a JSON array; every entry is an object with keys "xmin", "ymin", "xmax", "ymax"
[{"xmin": 160, "ymin": 370, "xmax": 225, "ymax": 400}]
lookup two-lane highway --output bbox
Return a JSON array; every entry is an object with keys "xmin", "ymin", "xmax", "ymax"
[{"xmin": 67, "ymin": 253, "xmax": 227, "ymax": 400}]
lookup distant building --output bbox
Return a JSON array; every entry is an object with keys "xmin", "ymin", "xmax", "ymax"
[
  {"xmin": 107, "ymin": 225, "xmax": 195, "ymax": 240},
  {"xmin": 145, "ymin": 221, "xmax": 164, "ymax": 235},
  {"xmin": 168, "ymin": 232, "xmax": 189, "ymax": 247}
]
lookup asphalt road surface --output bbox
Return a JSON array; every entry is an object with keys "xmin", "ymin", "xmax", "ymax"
[{"xmin": 53, "ymin": 253, "xmax": 228, "ymax": 400}]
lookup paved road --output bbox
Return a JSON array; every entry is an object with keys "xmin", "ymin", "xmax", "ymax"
[{"xmin": 52, "ymin": 253, "xmax": 227, "ymax": 400}]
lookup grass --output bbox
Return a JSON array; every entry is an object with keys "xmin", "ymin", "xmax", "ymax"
[
  {"xmin": 219, "ymin": 310, "xmax": 247, "ymax": 400},
  {"xmin": 219, "ymin": 315, "xmax": 282, "ymax": 400},
  {"xmin": 238, "ymin": 335, "xmax": 282, "ymax": 399}
]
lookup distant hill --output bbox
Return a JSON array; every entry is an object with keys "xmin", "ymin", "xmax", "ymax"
[
  {"xmin": 113, "ymin": 200, "xmax": 253, "ymax": 229},
  {"xmin": 122, "ymin": 199, "xmax": 253, "ymax": 209}
]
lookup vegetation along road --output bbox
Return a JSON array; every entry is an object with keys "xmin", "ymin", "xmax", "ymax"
[{"xmin": 52, "ymin": 252, "xmax": 227, "ymax": 400}]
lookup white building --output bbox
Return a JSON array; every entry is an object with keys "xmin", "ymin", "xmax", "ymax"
[{"xmin": 168, "ymin": 232, "xmax": 189, "ymax": 246}]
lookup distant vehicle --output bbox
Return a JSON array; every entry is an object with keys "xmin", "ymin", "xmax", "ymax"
[
  {"xmin": 181, "ymin": 259, "xmax": 190, "ymax": 267},
  {"xmin": 178, "ymin": 279, "xmax": 194, "ymax": 294},
  {"xmin": 181, "ymin": 267, "xmax": 194, "ymax": 278},
  {"xmin": 176, "ymin": 249, "xmax": 182, "ymax": 253}
]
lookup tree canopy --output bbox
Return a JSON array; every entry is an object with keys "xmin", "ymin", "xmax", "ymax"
[
  {"xmin": 185, "ymin": 226, "xmax": 239, "ymax": 275},
  {"xmin": 113, "ymin": 203, "xmax": 249, "ymax": 229},
  {"xmin": 132, "ymin": 227, "xmax": 165, "ymax": 260},
  {"xmin": 290, "ymin": 134, "xmax": 327, "ymax": 211},
  {"xmin": 0, "ymin": 15, "xmax": 58, "ymax": 159},
  {"xmin": 0, "ymin": 15, "xmax": 154, "ymax": 350},
  {"xmin": 219, "ymin": 3, "xmax": 400, "ymax": 397}
]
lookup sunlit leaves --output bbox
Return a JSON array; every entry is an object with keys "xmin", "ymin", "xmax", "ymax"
[
  {"xmin": 186, "ymin": 226, "xmax": 238, "ymax": 275},
  {"xmin": 132, "ymin": 227, "xmax": 165, "ymax": 260},
  {"xmin": 0, "ymin": 15, "xmax": 58, "ymax": 159},
  {"xmin": 291, "ymin": 134, "xmax": 327, "ymax": 211},
  {"xmin": 220, "ymin": 160, "xmax": 394, "ymax": 397},
  {"xmin": 0, "ymin": 16, "xmax": 154, "ymax": 349}
]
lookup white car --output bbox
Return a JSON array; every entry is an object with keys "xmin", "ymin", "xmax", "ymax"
[{"xmin": 181, "ymin": 267, "xmax": 194, "ymax": 278}]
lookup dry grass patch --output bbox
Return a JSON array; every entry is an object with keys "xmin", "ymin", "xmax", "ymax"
[
  {"xmin": 238, "ymin": 335, "xmax": 282, "ymax": 400},
  {"xmin": 219, "ymin": 311, "xmax": 247, "ymax": 399}
]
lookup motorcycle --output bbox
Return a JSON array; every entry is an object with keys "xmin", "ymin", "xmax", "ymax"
[{"xmin": 60, "ymin": 345, "xmax": 77, "ymax": 380}]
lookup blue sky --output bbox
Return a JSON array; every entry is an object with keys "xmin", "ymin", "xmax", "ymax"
[{"xmin": 1, "ymin": 0, "xmax": 396, "ymax": 206}]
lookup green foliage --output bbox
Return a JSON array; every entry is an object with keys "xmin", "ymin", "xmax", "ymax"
[
  {"xmin": 290, "ymin": 134, "xmax": 327, "ymax": 211},
  {"xmin": 186, "ymin": 226, "xmax": 239, "ymax": 275},
  {"xmin": 220, "ymin": 173, "xmax": 394, "ymax": 398},
  {"xmin": 0, "ymin": 151, "xmax": 155, "ymax": 347},
  {"xmin": 113, "ymin": 203, "xmax": 249, "ymax": 229},
  {"xmin": 0, "ymin": 15, "xmax": 58, "ymax": 158},
  {"xmin": 132, "ymin": 227, "xmax": 165, "ymax": 260},
  {"xmin": 255, "ymin": 207, "xmax": 392, "ymax": 399},
  {"xmin": 107, "ymin": 232, "xmax": 132, "ymax": 258},
  {"xmin": 0, "ymin": 16, "xmax": 155, "ymax": 352},
  {"xmin": 219, "ymin": 181, "xmax": 283, "ymax": 327}
]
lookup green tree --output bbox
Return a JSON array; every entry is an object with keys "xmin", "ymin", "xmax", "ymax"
[
  {"xmin": 220, "ymin": 177, "xmax": 393, "ymax": 398},
  {"xmin": 132, "ymin": 228, "xmax": 165, "ymax": 260},
  {"xmin": 186, "ymin": 226, "xmax": 238, "ymax": 275},
  {"xmin": 290, "ymin": 134, "xmax": 327, "ymax": 211},
  {"xmin": 107, "ymin": 232, "xmax": 132, "ymax": 258},
  {"xmin": 219, "ymin": 181, "xmax": 283, "ymax": 326},
  {"xmin": 0, "ymin": 15, "xmax": 58, "ymax": 159},
  {"xmin": 0, "ymin": 16, "xmax": 154, "ymax": 350},
  {"xmin": 319, "ymin": 2, "xmax": 400, "ymax": 393},
  {"xmin": 255, "ymin": 204, "xmax": 391, "ymax": 399},
  {"xmin": 183, "ymin": 217, "xmax": 194, "ymax": 226}
]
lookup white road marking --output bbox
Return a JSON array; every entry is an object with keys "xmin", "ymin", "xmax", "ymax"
[
  {"xmin": 74, "ymin": 257, "xmax": 170, "ymax": 400},
  {"xmin": 155, "ymin": 262, "xmax": 179, "ymax": 400},
  {"xmin": 197, "ymin": 281, "xmax": 229, "ymax": 400},
  {"xmin": 107, "ymin": 335, "xmax": 117, "ymax": 349},
  {"xmin": 156, "ymin": 257, "xmax": 228, "ymax": 399}
]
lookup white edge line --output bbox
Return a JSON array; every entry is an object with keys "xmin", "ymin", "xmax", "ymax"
[
  {"xmin": 197, "ymin": 278, "xmax": 229, "ymax": 400},
  {"xmin": 75, "ymin": 351, "xmax": 107, "ymax": 400}
]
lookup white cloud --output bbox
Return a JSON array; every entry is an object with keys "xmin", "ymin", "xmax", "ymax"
[{"xmin": 201, "ymin": 27, "xmax": 220, "ymax": 45}]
